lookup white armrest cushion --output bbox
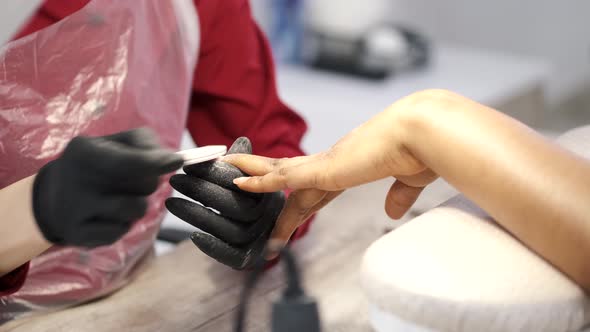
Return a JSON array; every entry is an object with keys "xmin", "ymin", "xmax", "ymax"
[{"xmin": 360, "ymin": 125, "xmax": 590, "ymax": 332}]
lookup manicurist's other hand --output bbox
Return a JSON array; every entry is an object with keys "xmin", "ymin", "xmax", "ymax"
[{"xmin": 166, "ymin": 137, "xmax": 285, "ymax": 269}]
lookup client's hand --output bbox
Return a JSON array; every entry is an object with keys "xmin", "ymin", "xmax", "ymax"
[
  {"xmin": 223, "ymin": 89, "xmax": 590, "ymax": 293},
  {"xmin": 223, "ymin": 96, "xmax": 439, "ymax": 254}
]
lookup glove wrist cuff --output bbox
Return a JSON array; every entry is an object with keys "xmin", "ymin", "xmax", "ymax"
[{"xmin": 32, "ymin": 162, "xmax": 63, "ymax": 245}]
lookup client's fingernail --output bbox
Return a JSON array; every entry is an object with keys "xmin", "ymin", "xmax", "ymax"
[
  {"xmin": 265, "ymin": 251, "xmax": 279, "ymax": 260},
  {"xmin": 233, "ymin": 177, "xmax": 248, "ymax": 185},
  {"xmin": 220, "ymin": 155, "xmax": 235, "ymax": 161},
  {"xmin": 264, "ymin": 240, "xmax": 284, "ymax": 259}
]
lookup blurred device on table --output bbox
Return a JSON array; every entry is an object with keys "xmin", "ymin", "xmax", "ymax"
[{"xmin": 252, "ymin": 0, "xmax": 429, "ymax": 79}]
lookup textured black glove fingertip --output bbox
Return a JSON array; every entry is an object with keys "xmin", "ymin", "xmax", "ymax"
[
  {"xmin": 190, "ymin": 232, "xmax": 223, "ymax": 263},
  {"xmin": 227, "ymin": 136, "xmax": 252, "ymax": 154},
  {"xmin": 168, "ymin": 174, "xmax": 183, "ymax": 190},
  {"xmin": 191, "ymin": 232, "xmax": 249, "ymax": 270},
  {"xmin": 158, "ymin": 153, "xmax": 184, "ymax": 174},
  {"xmin": 164, "ymin": 197, "xmax": 180, "ymax": 213}
]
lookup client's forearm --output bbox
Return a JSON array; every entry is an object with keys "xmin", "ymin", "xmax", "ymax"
[
  {"xmin": 401, "ymin": 90, "xmax": 590, "ymax": 289},
  {"xmin": 0, "ymin": 175, "xmax": 51, "ymax": 276}
]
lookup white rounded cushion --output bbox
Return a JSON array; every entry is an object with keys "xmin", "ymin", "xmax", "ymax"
[
  {"xmin": 361, "ymin": 197, "xmax": 590, "ymax": 332},
  {"xmin": 555, "ymin": 125, "xmax": 590, "ymax": 158},
  {"xmin": 361, "ymin": 126, "xmax": 590, "ymax": 332}
]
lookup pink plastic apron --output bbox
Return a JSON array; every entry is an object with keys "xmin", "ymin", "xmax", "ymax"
[{"xmin": 0, "ymin": 0, "xmax": 199, "ymax": 321}]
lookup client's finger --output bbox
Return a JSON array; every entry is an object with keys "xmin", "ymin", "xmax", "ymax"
[
  {"xmin": 222, "ymin": 154, "xmax": 311, "ymax": 176},
  {"xmin": 265, "ymin": 189, "xmax": 344, "ymax": 260},
  {"xmin": 233, "ymin": 155, "xmax": 341, "ymax": 193},
  {"xmin": 395, "ymin": 169, "xmax": 439, "ymax": 188},
  {"xmin": 233, "ymin": 172, "xmax": 290, "ymax": 193},
  {"xmin": 300, "ymin": 190, "xmax": 343, "ymax": 222},
  {"xmin": 384, "ymin": 180, "xmax": 425, "ymax": 219},
  {"xmin": 266, "ymin": 188, "xmax": 328, "ymax": 257}
]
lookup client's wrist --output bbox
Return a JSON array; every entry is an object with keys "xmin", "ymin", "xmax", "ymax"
[{"xmin": 389, "ymin": 89, "xmax": 462, "ymax": 157}]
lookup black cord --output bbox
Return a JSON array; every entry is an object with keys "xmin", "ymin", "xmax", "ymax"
[
  {"xmin": 234, "ymin": 247, "xmax": 321, "ymax": 332},
  {"xmin": 234, "ymin": 255, "xmax": 266, "ymax": 332},
  {"xmin": 279, "ymin": 247, "xmax": 304, "ymax": 298}
]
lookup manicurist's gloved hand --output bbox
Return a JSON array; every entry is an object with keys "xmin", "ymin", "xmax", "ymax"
[
  {"xmin": 165, "ymin": 137, "xmax": 285, "ymax": 270},
  {"xmin": 33, "ymin": 128, "xmax": 183, "ymax": 248}
]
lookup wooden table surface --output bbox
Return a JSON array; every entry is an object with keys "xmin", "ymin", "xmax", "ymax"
[{"xmin": 3, "ymin": 180, "xmax": 432, "ymax": 332}]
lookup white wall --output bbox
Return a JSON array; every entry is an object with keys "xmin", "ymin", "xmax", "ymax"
[
  {"xmin": 386, "ymin": 0, "xmax": 590, "ymax": 105},
  {"xmin": 0, "ymin": 0, "xmax": 43, "ymax": 45},
  {"xmin": 249, "ymin": 0, "xmax": 272, "ymax": 35}
]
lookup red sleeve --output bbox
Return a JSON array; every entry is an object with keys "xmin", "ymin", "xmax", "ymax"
[
  {"xmin": 0, "ymin": 263, "xmax": 29, "ymax": 297},
  {"xmin": 188, "ymin": 0, "xmax": 307, "ymax": 159},
  {"xmin": 189, "ymin": 1, "xmax": 313, "ymax": 241}
]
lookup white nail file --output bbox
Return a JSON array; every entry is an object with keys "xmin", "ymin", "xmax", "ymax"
[{"xmin": 176, "ymin": 145, "xmax": 227, "ymax": 165}]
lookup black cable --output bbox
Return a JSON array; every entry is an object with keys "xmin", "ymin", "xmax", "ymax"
[
  {"xmin": 234, "ymin": 255, "xmax": 266, "ymax": 332},
  {"xmin": 234, "ymin": 247, "xmax": 321, "ymax": 332},
  {"xmin": 279, "ymin": 248, "xmax": 303, "ymax": 298}
]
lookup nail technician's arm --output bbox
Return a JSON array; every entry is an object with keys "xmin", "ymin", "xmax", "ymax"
[
  {"xmin": 0, "ymin": 176, "xmax": 51, "ymax": 277},
  {"xmin": 0, "ymin": 128, "xmax": 183, "ymax": 277},
  {"xmin": 224, "ymin": 90, "xmax": 590, "ymax": 290}
]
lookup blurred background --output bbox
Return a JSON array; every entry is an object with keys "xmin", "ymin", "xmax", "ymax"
[
  {"xmin": 247, "ymin": 0, "xmax": 590, "ymax": 225},
  {"xmin": 163, "ymin": 0, "xmax": 590, "ymax": 248},
  {"xmin": 250, "ymin": 0, "xmax": 590, "ymax": 135}
]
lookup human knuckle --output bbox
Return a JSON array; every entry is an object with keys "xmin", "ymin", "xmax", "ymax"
[
  {"xmin": 277, "ymin": 167, "xmax": 289, "ymax": 177},
  {"xmin": 271, "ymin": 158, "xmax": 285, "ymax": 167}
]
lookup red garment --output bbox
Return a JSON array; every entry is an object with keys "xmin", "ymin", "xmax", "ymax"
[
  {"xmin": 1, "ymin": 0, "xmax": 311, "ymax": 297},
  {"xmin": 0, "ymin": 264, "xmax": 29, "ymax": 297}
]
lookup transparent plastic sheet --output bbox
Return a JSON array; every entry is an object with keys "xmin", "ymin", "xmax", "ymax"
[{"xmin": 0, "ymin": 0, "xmax": 199, "ymax": 322}]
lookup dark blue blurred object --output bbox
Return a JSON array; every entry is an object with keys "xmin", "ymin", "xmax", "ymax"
[{"xmin": 269, "ymin": 0, "xmax": 304, "ymax": 63}]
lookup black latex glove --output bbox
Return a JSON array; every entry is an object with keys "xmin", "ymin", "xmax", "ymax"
[
  {"xmin": 165, "ymin": 137, "xmax": 285, "ymax": 270},
  {"xmin": 33, "ymin": 128, "xmax": 183, "ymax": 248}
]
